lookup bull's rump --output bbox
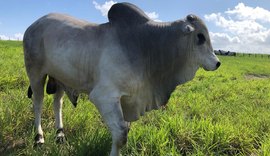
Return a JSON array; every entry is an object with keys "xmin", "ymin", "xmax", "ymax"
[{"xmin": 23, "ymin": 13, "xmax": 102, "ymax": 92}]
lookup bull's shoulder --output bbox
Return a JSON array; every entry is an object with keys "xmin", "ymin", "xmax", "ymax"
[{"xmin": 108, "ymin": 2, "xmax": 150, "ymax": 26}]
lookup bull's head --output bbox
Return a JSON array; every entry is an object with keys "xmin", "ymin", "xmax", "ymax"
[{"xmin": 183, "ymin": 14, "xmax": 221, "ymax": 71}]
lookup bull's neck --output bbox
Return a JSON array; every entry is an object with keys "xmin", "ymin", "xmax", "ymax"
[
  {"xmin": 138, "ymin": 22, "xmax": 191, "ymax": 77},
  {"xmin": 138, "ymin": 22, "xmax": 195, "ymax": 105}
]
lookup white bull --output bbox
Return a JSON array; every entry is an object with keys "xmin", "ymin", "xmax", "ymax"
[{"xmin": 23, "ymin": 2, "xmax": 220, "ymax": 156}]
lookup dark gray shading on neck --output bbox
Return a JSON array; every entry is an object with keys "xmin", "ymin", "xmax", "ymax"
[{"xmin": 114, "ymin": 21, "xmax": 191, "ymax": 107}]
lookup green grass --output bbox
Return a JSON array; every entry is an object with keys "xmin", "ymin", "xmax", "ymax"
[{"xmin": 0, "ymin": 40, "xmax": 270, "ymax": 155}]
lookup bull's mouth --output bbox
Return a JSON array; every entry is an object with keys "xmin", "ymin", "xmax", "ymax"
[
  {"xmin": 202, "ymin": 66, "xmax": 211, "ymax": 71},
  {"xmin": 202, "ymin": 66, "xmax": 212, "ymax": 71},
  {"xmin": 202, "ymin": 61, "xmax": 221, "ymax": 71}
]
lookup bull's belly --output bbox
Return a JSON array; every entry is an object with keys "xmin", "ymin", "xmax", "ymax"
[
  {"xmin": 45, "ymin": 66, "xmax": 94, "ymax": 93},
  {"xmin": 43, "ymin": 49, "xmax": 96, "ymax": 93}
]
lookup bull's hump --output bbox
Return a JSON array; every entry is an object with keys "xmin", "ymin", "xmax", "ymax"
[{"xmin": 108, "ymin": 2, "xmax": 150, "ymax": 25}]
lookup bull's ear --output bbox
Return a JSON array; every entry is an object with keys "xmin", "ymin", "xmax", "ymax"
[
  {"xmin": 186, "ymin": 14, "xmax": 197, "ymax": 22},
  {"xmin": 182, "ymin": 24, "xmax": 195, "ymax": 34}
]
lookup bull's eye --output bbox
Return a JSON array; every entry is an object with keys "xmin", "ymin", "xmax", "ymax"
[{"xmin": 197, "ymin": 33, "xmax": 206, "ymax": 45}]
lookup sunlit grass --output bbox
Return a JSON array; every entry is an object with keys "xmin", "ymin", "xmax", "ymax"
[{"xmin": 0, "ymin": 40, "xmax": 270, "ymax": 155}]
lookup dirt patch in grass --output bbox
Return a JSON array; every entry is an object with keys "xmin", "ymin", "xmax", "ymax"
[{"xmin": 245, "ymin": 74, "xmax": 270, "ymax": 80}]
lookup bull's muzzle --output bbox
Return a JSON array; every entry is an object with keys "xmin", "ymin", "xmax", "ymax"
[{"xmin": 216, "ymin": 61, "xmax": 221, "ymax": 69}]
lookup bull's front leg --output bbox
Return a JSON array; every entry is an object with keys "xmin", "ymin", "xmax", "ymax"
[
  {"xmin": 107, "ymin": 108, "xmax": 129, "ymax": 156},
  {"xmin": 90, "ymin": 89, "xmax": 129, "ymax": 156}
]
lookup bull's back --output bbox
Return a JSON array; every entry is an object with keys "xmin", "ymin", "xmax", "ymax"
[
  {"xmin": 23, "ymin": 13, "xmax": 103, "ymax": 92},
  {"xmin": 24, "ymin": 13, "xmax": 93, "ymax": 58}
]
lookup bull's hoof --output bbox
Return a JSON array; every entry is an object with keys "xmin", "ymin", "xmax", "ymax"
[
  {"xmin": 56, "ymin": 129, "xmax": 66, "ymax": 144},
  {"xmin": 56, "ymin": 136, "xmax": 66, "ymax": 144},
  {"xmin": 34, "ymin": 134, "xmax": 44, "ymax": 147}
]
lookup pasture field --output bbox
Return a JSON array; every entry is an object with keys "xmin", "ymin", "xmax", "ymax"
[{"xmin": 0, "ymin": 40, "xmax": 270, "ymax": 156}]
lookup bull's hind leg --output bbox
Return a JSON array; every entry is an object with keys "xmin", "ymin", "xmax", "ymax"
[
  {"xmin": 53, "ymin": 86, "xmax": 66, "ymax": 143},
  {"xmin": 30, "ymin": 75, "xmax": 47, "ymax": 146}
]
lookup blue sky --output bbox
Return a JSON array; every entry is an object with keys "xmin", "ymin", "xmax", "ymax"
[{"xmin": 1, "ymin": 0, "xmax": 270, "ymax": 53}]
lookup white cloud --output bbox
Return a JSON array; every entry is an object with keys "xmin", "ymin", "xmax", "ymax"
[
  {"xmin": 93, "ymin": 0, "xmax": 117, "ymax": 17},
  {"xmin": 205, "ymin": 13, "xmax": 266, "ymax": 34},
  {"xmin": 226, "ymin": 3, "xmax": 270, "ymax": 23},
  {"xmin": 14, "ymin": 33, "xmax": 24, "ymax": 40},
  {"xmin": 205, "ymin": 3, "xmax": 270, "ymax": 54},
  {"xmin": 0, "ymin": 33, "xmax": 24, "ymax": 41},
  {"xmin": 210, "ymin": 32, "xmax": 240, "ymax": 44},
  {"xmin": 93, "ymin": 1, "xmax": 161, "ymax": 21},
  {"xmin": 145, "ymin": 11, "xmax": 161, "ymax": 22},
  {"xmin": 0, "ymin": 35, "xmax": 9, "ymax": 40}
]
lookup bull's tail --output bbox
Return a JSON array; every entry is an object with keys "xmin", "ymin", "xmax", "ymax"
[
  {"xmin": 27, "ymin": 86, "xmax": 33, "ymax": 98},
  {"xmin": 27, "ymin": 76, "xmax": 57, "ymax": 98}
]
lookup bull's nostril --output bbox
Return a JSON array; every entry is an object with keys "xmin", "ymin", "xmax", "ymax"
[{"xmin": 216, "ymin": 62, "xmax": 221, "ymax": 68}]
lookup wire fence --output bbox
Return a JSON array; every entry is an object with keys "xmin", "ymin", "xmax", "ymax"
[
  {"xmin": 236, "ymin": 53, "xmax": 270, "ymax": 58},
  {"xmin": 214, "ymin": 50, "xmax": 270, "ymax": 59},
  {"xmin": 0, "ymin": 37, "xmax": 22, "ymax": 41}
]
